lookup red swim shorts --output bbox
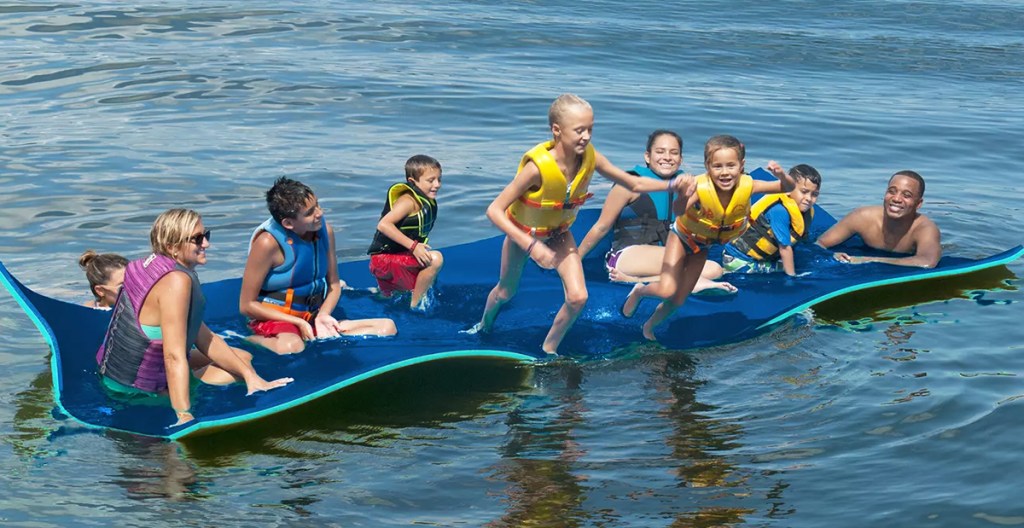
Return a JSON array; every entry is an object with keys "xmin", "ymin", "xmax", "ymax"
[
  {"xmin": 369, "ymin": 253, "xmax": 422, "ymax": 296},
  {"xmin": 249, "ymin": 319, "xmax": 315, "ymax": 338}
]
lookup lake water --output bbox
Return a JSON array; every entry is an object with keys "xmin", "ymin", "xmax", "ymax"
[{"xmin": 2, "ymin": 1, "xmax": 1023, "ymax": 526}]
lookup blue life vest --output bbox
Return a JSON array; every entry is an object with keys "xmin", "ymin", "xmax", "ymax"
[
  {"xmin": 250, "ymin": 218, "xmax": 330, "ymax": 318},
  {"xmin": 610, "ymin": 165, "xmax": 677, "ymax": 252}
]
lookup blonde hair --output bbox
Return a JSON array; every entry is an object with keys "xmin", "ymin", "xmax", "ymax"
[
  {"xmin": 703, "ymin": 134, "xmax": 745, "ymax": 168},
  {"xmin": 548, "ymin": 93, "xmax": 592, "ymax": 127},
  {"xmin": 150, "ymin": 208, "xmax": 201, "ymax": 257}
]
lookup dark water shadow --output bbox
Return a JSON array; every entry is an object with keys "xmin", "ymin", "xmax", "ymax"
[
  {"xmin": 811, "ymin": 265, "xmax": 1018, "ymax": 326},
  {"xmin": 178, "ymin": 358, "xmax": 533, "ymax": 460}
]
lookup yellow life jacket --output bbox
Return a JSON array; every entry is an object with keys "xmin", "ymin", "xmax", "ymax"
[
  {"xmin": 675, "ymin": 173, "xmax": 754, "ymax": 244},
  {"xmin": 506, "ymin": 140, "xmax": 596, "ymax": 237},
  {"xmin": 731, "ymin": 193, "xmax": 814, "ymax": 261}
]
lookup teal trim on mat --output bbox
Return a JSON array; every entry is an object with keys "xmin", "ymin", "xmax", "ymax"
[
  {"xmin": 0, "ymin": 261, "xmax": 101, "ymax": 435},
  {"xmin": 757, "ymin": 245, "xmax": 1024, "ymax": 330},
  {"xmin": 167, "ymin": 349, "xmax": 537, "ymax": 440}
]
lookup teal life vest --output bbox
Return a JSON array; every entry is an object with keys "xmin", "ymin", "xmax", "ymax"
[{"xmin": 610, "ymin": 165, "xmax": 677, "ymax": 252}]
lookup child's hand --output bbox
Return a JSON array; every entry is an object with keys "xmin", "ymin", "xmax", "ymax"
[
  {"xmin": 314, "ymin": 313, "xmax": 341, "ymax": 338},
  {"xmin": 766, "ymin": 160, "xmax": 786, "ymax": 178},
  {"xmin": 672, "ymin": 174, "xmax": 697, "ymax": 197},
  {"xmin": 412, "ymin": 243, "xmax": 433, "ymax": 267},
  {"xmin": 530, "ymin": 242, "xmax": 557, "ymax": 269},
  {"xmin": 297, "ymin": 319, "xmax": 316, "ymax": 341}
]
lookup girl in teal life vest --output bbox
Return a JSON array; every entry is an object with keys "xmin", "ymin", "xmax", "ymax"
[
  {"xmin": 576, "ymin": 130, "xmax": 736, "ymax": 294},
  {"xmin": 367, "ymin": 155, "xmax": 444, "ymax": 310}
]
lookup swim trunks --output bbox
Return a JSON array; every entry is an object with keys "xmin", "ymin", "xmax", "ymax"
[{"xmin": 369, "ymin": 252, "xmax": 422, "ymax": 296}]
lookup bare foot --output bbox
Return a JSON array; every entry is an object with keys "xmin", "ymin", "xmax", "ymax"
[
  {"xmin": 641, "ymin": 322, "xmax": 657, "ymax": 341},
  {"xmin": 608, "ymin": 268, "xmax": 640, "ymax": 283},
  {"xmin": 621, "ymin": 284, "xmax": 643, "ymax": 318}
]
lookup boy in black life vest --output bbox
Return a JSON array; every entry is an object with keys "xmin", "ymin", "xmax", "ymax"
[
  {"xmin": 721, "ymin": 164, "xmax": 822, "ymax": 276},
  {"xmin": 367, "ymin": 155, "xmax": 444, "ymax": 310}
]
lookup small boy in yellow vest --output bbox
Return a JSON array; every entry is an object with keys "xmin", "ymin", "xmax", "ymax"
[{"xmin": 721, "ymin": 164, "xmax": 822, "ymax": 276}]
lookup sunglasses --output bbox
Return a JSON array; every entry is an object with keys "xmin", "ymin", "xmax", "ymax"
[{"xmin": 187, "ymin": 229, "xmax": 212, "ymax": 246}]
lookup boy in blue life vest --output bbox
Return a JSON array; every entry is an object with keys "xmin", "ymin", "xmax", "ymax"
[
  {"xmin": 367, "ymin": 155, "xmax": 444, "ymax": 310},
  {"xmin": 240, "ymin": 177, "xmax": 397, "ymax": 355},
  {"xmin": 720, "ymin": 164, "xmax": 822, "ymax": 276}
]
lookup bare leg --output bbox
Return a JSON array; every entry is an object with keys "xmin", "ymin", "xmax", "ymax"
[
  {"xmin": 476, "ymin": 236, "xmax": 530, "ymax": 333},
  {"xmin": 642, "ymin": 251, "xmax": 708, "ymax": 340},
  {"xmin": 691, "ymin": 260, "xmax": 736, "ymax": 294},
  {"xmin": 613, "ymin": 245, "xmax": 667, "ymax": 279},
  {"xmin": 541, "ymin": 232, "xmax": 588, "ymax": 354},
  {"xmin": 411, "ymin": 250, "xmax": 445, "ymax": 309},
  {"xmin": 192, "ymin": 348, "xmax": 253, "ymax": 385},
  {"xmin": 245, "ymin": 333, "xmax": 306, "ymax": 355},
  {"xmin": 621, "ymin": 235, "xmax": 686, "ymax": 319},
  {"xmin": 337, "ymin": 317, "xmax": 398, "ymax": 336}
]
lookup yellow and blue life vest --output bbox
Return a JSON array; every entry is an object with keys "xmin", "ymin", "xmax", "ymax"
[
  {"xmin": 675, "ymin": 173, "xmax": 754, "ymax": 245},
  {"xmin": 730, "ymin": 193, "xmax": 813, "ymax": 261},
  {"xmin": 506, "ymin": 140, "xmax": 596, "ymax": 237}
]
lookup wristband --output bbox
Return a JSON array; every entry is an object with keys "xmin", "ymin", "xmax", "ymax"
[
  {"xmin": 666, "ymin": 176, "xmax": 678, "ymax": 190},
  {"xmin": 410, "ymin": 240, "xmax": 419, "ymax": 252},
  {"xmin": 526, "ymin": 238, "xmax": 537, "ymax": 255}
]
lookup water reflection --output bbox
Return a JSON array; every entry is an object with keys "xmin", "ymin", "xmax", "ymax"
[
  {"xmin": 648, "ymin": 353, "xmax": 757, "ymax": 526},
  {"xmin": 812, "ymin": 266, "xmax": 1018, "ymax": 330},
  {"xmin": 488, "ymin": 360, "xmax": 589, "ymax": 527}
]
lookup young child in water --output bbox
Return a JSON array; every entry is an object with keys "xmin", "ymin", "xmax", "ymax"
[
  {"xmin": 78, "ymin": 250, "xmax": 128, "ymax": 309},
  {"xmin": 621, "ymin": 135, "xmax": 796, "ymax": 340},
  {"xmin": 367, "ymin": 154, "xmax": 444, "ymax": 310},
  {"xmin": 470, "ymin": 94, "xmax": 693, "ymax": 354}
]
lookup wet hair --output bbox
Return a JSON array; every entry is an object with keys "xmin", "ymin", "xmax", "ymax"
[
  {"xmin": 790, "ymin": 164, "xmax": 822, "ymax": 188},
  {"xmin": 150, "ymin": 208, "xmax": 201, "ymax": 258},
  {"xmin": 646, "ymin": 129, "xmax": 683, "ymax": 153},
  {"xmin": 266, "ymin": 176, "xmax": 316, "ymax": 223},
  {"xmin": 78, "ymin": 250, "xmax": 128, "ymax": 299},
  {"xmin": 548, "ymin": 93, "xmax": 592, "ymax": 127},
  {"xmin": 890, "ymin": 170, "xmax": 925, "ymax": 198},
  {"xmin": 405, "ymin": 154, "xmax": 442, "ymax": 181}
]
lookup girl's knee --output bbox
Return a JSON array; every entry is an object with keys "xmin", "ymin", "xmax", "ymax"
[{"xmin": 565, "ymin": 290, "xmax": 589, "ymax": 311}]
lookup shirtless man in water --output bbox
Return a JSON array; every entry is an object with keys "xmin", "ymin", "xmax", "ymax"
[{"xmin": 816, "ymin": 170, "xmax": 941, "ymax": 268}]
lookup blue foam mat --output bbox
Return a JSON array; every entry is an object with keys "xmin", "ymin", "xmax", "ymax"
[{"xmin": 2, "ymin": 168, "xmax": 1021, "ymax": 439}]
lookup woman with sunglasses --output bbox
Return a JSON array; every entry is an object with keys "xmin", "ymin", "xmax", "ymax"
[{"xmin": 96, "ymin": 208, "xmax": 293, "ymax": 427}]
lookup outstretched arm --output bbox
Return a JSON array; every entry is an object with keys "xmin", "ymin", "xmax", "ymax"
[
  {"xmin": 594, "ymin": 151, "xmax": 694, "ymax": 195},
  {"xmin": 158, "ymin": 271, "xmax": 194, "ymax": 426},
  {"xmin": 750, "ymin": 160, "xmax": 797, "ymax": 195},
  {"xmin": 577, "ymin": 185, "xmax": 635, "ymax": 260},
  {"xmin": 839, "ymin": 220, "xmax": 942, "ymax": 268}
]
